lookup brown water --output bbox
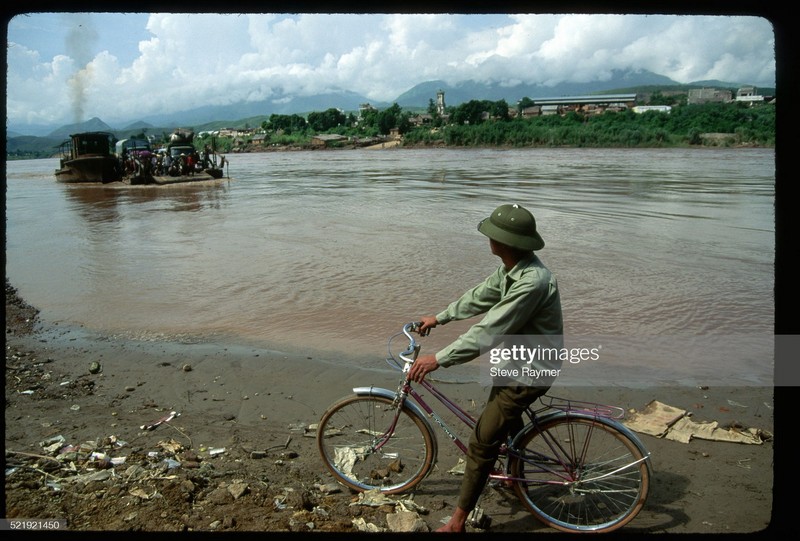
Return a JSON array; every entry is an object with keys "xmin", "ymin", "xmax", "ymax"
[{"xmin": 5, "ymin": 148, "xmax": 775, "ymax": 385}]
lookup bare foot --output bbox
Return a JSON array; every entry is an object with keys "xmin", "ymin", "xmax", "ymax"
[
  {"xmin": 436, "ymin": 507, "xmax": 468, "ymax": 532},
  {"xmin": 436, "ymin": 522, "xmax": 466, "ymax": 533}
]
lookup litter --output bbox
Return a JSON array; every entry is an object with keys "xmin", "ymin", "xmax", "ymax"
[
  {"xmin": 350, "ymin": 488, "xmax": 397, "ymax": 507},
  {"xmin": 140, "ymin": 411, "xmax": 180, "ymax": 431},
  {"xmin": 623, "ymin": 400, "xmax": 770, "ymax": 445}
]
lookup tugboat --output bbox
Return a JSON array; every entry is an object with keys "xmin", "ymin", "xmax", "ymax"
[{"xmin": 54, "ymin": 132, "xmax": 122, "ymax": 183}]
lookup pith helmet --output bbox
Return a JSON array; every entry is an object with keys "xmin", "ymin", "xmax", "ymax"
[{"xmin": 478, "ymin": 203, "xmax": 545, "ymax": 251}]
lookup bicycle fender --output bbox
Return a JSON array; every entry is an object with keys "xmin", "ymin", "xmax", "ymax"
[
  {"xmin": 352, "ymin": 386, "xmax": 439, "ymax": 467},
  {"xmin": 512, "ymin": 411, "xmax": 652, "ymax": 474}
]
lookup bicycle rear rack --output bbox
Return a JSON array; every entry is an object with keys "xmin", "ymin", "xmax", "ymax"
[{"xmin": 539, "ymin": 395, "xmax": 626, "ymax": 420}]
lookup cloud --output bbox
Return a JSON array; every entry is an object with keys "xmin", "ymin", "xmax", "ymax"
[{"xmin": 5, "ymin": 13, "xmax": 776, "ymax": 128}]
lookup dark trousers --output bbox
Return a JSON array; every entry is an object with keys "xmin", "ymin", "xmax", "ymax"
[{"xmin": 457, "ymin": 385, "xmax": 547, "ymax": 511}]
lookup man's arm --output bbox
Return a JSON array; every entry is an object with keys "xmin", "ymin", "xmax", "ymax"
[
  {"xmin": 436, "ymin": 277, "xmax": 548, "ymax": 367},
  {"xmin": 434, "ymin": 268, "xmax": 503, "ymax": 325}
]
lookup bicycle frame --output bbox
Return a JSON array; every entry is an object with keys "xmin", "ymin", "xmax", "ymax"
[
  {"xmin": 416, "ymin": 379, "xmax": 476, "ymax": 448},
  {"xmin": 354, "ymin": 374, "xmax": 651, "ymax": 489},
  {"xmin": 321, "ymin": 323, "xmax": 652, "ymax": 533},
  {"xmin": 356, "ymin": 322, "xmax": 650, "ymax": 487}
]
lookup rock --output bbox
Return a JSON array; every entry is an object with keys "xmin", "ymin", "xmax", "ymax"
[
  {"xmin": 314, "ymin": 482, "xmax": 342, "ymax": 495},
  {"xmin": 228, "ymin": 481, "xmax": 249, "ymax": 500},
  {"xmin": 207, "ymin": 486, "xmax": 233, "ymax": 505},
  {"xmin": 387, "ymin": 510, "xmax": 429, "ymax": 532},
  {"xmin": 283, "ymin": 488, "xmax": 314, "ymax": 511},
  {"xmin": 180, "ymin": 480, "xmax": 196, "ymax": 495},
  {"xmin": 352, "ymin": 517, "xmax": 386, "ymax": 532}
]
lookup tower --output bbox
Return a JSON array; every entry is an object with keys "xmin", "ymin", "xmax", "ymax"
[{"xmin": 436, "ymin": 90, "xmax": 446, "ymax": 116}]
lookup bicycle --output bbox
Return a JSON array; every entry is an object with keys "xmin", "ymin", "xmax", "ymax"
[{"xmin": 316, "ymin": 322, "xmax": 652, "ymax": 533}]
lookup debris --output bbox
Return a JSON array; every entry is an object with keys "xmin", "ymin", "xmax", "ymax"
[
  {"xmin": 333, "ymin": 445, "xmax": 369, "ymax": 477},
  {"xmin": 141, "ymin": 411, "xmax": 180, "ymax": 431},
  {"xmin": 397, "ymin": 497, "xmax": 428, "ymax": 514},
  {"xmin": 448, "ymin": 458, "xmax": 466, "ymax": 475},
  {"xmin": 623, "ymin": 400, "xmax": 686, "ymax": 437},
  {"xmin": 40, "ymin": 435, "xmax": 66, "ymax": 454},
  {"xmin": 624, "ymin": 400, "xmax": 771, "ymax": 444},
  {"xmin": 315, "ymin": 482, "xmax": 342, "ymax": 495},
  {"xmin": 666, "ymin": 417, "xmax": 769, "ymax": 445},
  {"xmin": 266, "ymin": 436, "xmax": 293, "ymax": 452},
  {"xmin": 352, "ymin": 517, "xmax": 386, "ymax": 532},
  {"xmin": 130, "ymin": 487, "xmax": 152, "ymax": 499},
  {"xmin": 387, "ymin": 510, "xmax": 429, "ymax": 532},
  {"xmin": 159, "ymin": 439, "xmax": 184, "ymax": 454},
  {"xmin": 350, "ymin": 488, "xmax": 396, "ymax": 507},
  {"xmin": 726, "ymin": 399, "xmax": 748, "ymax": 408}
]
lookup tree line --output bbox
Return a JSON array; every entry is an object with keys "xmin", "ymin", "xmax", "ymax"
[
  {"xmin": 6, "ymin": 93, "xmax": 776, "ymax": 160},
  {"xmin": 258, "ymin": 98, "xmax": 774, "ymax": 149}
]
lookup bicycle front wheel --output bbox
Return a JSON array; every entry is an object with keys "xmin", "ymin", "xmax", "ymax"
[
  {"xmin": 510, "ymin": 415, "xmax": 650, "ymax": 533},
  {"xmin": 316, "ymin": 395, "xmax": 435, "ymax": 494}
]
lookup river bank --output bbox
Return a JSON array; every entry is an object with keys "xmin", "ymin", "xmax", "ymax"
[{"xmin": 3, "ymin": 279, "xmax": 781, "ymax": 533}]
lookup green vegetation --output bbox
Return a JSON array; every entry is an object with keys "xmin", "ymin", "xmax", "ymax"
[
  {"xmin": 6, "ymin": 94, "xmax": 775, "ymax": 160},
  {"xmin": 257, "ymin": 99, "xmax": 774, "ymax": 149},
  {"xmin": 401, "ymin": 101, "xmax": 774, "ymax": 148}
]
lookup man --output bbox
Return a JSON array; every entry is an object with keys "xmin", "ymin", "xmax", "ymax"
[{"xmin": 408, "ymin": 203, "xmax": 563, "ymax": 533}]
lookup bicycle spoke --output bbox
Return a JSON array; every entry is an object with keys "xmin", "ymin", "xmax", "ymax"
[
  {"xmin": 317, "ymin": 322, "xmax": 651, "ymax": 532},
  {"xmin": 317, "ymin": 395, "xmax": 435, "ymax": 494},
  {"xmin": 510, "ymin": 416, "xmax": 650, "ymax": 533}
]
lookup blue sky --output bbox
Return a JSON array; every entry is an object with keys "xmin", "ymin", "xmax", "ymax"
[{"xmin": 6, "ymin": 13, "xmax": 776, "ymax": 130}]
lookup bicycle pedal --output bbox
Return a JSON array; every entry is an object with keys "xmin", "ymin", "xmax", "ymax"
[
  {"xmin": 467, "ymin": 507, "xmax": 491, "ymax": 529},
  {"xmin": 488, "ymin": 478, "xmax": 515, "ymax": 490}
]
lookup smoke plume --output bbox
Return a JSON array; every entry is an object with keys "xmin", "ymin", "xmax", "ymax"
[{"xmin": 63, "ymin": 14, "xmax": 99, "ymax": 125}]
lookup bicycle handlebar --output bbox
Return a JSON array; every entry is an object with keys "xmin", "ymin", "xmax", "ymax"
[
  {"xmin": 384, "ymin": 322, "xmax": 424, "ymax": 372},
  {"xmin": 397, "ymin": 322, "xmax": 421, "ymax": 367}
]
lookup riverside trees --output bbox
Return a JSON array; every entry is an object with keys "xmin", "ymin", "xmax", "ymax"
[
  {"xmin": 403, "ymin": 100, "xmax": 775, "ymax": 147},
  {"xmin": 255, "ymin": 98, "xmax": 775, "ymax": 149}
]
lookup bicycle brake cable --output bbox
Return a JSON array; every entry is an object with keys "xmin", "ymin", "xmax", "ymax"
[{"xmin": 385, "ymin": 331, "xmax": 405, "ymax": 371}]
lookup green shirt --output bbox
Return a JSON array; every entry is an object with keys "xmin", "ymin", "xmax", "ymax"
[{"xmin": 435, "ymin": 254, "xmax": 563, "ymax": 368}]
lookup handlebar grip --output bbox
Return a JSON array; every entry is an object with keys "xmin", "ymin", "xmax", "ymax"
[{"xmin": 413, "ymin": 321, "xmax": 432, "ymax": 336}]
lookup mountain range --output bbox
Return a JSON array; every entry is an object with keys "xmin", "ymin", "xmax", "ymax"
[{"xmin": 7, "ymin": 69, "xmax": 765, "ymax": 139}]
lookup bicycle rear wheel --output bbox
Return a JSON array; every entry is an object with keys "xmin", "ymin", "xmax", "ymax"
[
  {"xmin": 316, "ymin": 395, "xmax": 435, "ymax": 494},
  {"xmin": 509, "ymin": 415, "xmax": 650, "ymax": 533}
]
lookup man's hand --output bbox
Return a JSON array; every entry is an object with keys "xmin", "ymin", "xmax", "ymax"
[
  {"xmin": 417, "ymin": 315, "xmax": 439, "ymax": 337},
  {"xmin": 408, "ymin": 354, "xmax": 440, "ymax": 383}
]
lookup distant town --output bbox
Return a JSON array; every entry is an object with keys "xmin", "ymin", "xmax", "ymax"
[{"xmin": 7, "ymin": 85, "xmax": 775, "ymax": 160}]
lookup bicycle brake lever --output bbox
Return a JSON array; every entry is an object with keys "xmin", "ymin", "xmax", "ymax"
[{"xmin": 414, "ymin": 321, "xmax": 431, "ymax": 337}]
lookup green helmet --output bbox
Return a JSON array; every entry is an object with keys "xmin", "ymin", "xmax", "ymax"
[{"xmin": 478, "ymin": 203, "xmax": 545, "ymax": 251}]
